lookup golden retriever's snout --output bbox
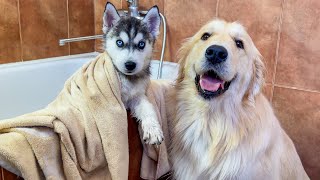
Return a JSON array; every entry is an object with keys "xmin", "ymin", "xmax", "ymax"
[
  {"xmin": 205, "ymin": 45, "xmax": 228, "ymax": 64},
  {"xmin": 197, "ymin": 45, "xmax": 232, "ymax": 99}
]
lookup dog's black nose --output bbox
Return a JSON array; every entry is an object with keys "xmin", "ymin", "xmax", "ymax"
[
  {"xmin": 205, "ymin": 45, "xmax": 228, "ymax": 64},
  {"xmin": 125, "ymin": 61, "xmax": 136, "ymax": 71}
]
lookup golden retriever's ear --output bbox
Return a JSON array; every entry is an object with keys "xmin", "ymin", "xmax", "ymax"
[
  {"xmin": 176, "ymin": 38, "xmax": 193, "ymax": 84},
  {"xmin": 248, "ymin": 54, "xmax": 265, "ymax": 102}
]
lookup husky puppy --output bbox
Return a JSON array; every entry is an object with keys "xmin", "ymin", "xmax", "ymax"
[{"xmin": 102, "ymin": 2, "xmax": 163, "ymax": 145}]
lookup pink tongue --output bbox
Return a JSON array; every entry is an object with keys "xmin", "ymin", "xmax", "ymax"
[{"xmin": 200, "ymin": 74, "xmax": 223, "ymax": 92}]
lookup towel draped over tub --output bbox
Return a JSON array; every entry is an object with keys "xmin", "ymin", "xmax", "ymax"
[{"xmin": 0, "ymin": 52, "xmax": 172, "ymax": 180}]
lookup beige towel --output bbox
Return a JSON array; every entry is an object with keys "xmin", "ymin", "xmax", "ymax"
[
  {"xmin": 140, "ymin": 80, "xmax": 172, "ymax": 180},
  {"xmin": 0, "ymin": 52, "xmax": 171, "ymax": 180}
]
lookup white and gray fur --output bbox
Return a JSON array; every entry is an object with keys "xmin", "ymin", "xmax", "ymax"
[{"xmin": 102, "ymin": 2, "xmax": 163, "ymax": 144}]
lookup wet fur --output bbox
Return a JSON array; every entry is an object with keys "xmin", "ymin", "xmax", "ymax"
[{"xmin": 169, "ymin": 19, "xmax": 309, "ymax": 180}]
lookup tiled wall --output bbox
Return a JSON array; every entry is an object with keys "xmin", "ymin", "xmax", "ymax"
[
  {"xmin": 0, "ymin": 0, "xmax": 319, "ymax": 179},
  {"xmin": 0, "ymin": 0, "xmax": 95, "ymax": 64}
]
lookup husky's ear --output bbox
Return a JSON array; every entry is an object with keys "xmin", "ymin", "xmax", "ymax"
[
  {"xmin": 143, "ymin": 6, "xmax": 161, "ymax": 38},
  {"xmin": 248, "ymin": 52, "xmax": 265, "ymax": 103},
  {"xmin": 102, "ymin": 2, "xmax": 120, "ymax": 34}
]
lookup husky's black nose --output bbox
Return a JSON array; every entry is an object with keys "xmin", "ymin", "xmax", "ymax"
[
  {"xmin": 205, "ymin": 45, "xmax": 228, "ymax": 64},
  {"xmin": 125, "ymin": 61, "xmax": 136, "ymax": 71}
]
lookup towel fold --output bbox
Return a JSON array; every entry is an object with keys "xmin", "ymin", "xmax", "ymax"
[{"xmin": 0, "ymin": 52, "xmax": 171, "ymax": 180}]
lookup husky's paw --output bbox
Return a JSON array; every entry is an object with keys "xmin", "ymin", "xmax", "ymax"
[{"xmin": 141, "ymin": 120, "xmax": 164, "ymax": 145}]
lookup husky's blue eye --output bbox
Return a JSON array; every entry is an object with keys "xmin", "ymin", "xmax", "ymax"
[
  {"xmin": 138, "ymin": 41, "xmax": 145, "ymax": 50},
  {"xmin": 116, "ymin": 40, "xmax": 124, "ymax": 47}
]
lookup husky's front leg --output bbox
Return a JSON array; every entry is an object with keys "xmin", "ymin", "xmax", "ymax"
[{"xmin": 129, "ymin": 95, "xmax": 164, "ymax": 145}]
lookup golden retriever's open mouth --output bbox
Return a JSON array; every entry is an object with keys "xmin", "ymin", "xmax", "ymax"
[{"xmin": 195, "ymin": 70, "xmax": 233, "ymax": 99}]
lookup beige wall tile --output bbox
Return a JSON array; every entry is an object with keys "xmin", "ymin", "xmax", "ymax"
[
  {"xmin": 164, "ymin": 0, "xmax": 218, "ymax": 62},
  {"xmin": 0, "ymin": 0, "xmax": 21, "ymax": 64},
  {"xmin": 20, "ymin": 0, "xmax": 69, "ymax": 60},
  {"xmin": 275, "ymin": 0, "xmax": 320, "ymax": 91},
  {"xmin": 69, "ymin": 0, "xmax": 95, "ymax": 54},
  {"xmin": 218, "ymin": 0, "xmax": 282, "ymax": 83},
  {"xmin": 272, "ymin": 87, "xmax": 320, "ymax": 179},
  {"xmin": 94, "ymin": 0, "xmax": 122, "ymax": 52}
]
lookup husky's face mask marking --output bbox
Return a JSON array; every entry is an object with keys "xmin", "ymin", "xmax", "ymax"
[{"xmin": 102, "ymin": 3, "xmax": 160, "ymax": 76}]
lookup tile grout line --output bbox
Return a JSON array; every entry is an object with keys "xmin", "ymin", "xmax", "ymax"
[
  {"xmin": 274, "ymin": 84, "xmax": 320, "ymax": 94},
  {"xmin": 215, "ymin": 0, "xmax": 220, "ymax": 17},
  {"xmin": 66, "ymin": 0, "xmax": 71, "ymax": 55},
  {"xmin": 270, "ymin": 0, "xmax": 285, "ymax": 103},
  {"xmin": 17, "ymin": 0, "xmax": 23, "ymax": 62}
]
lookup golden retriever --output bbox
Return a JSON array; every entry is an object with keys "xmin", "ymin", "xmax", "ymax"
[{"xmin": 168, "ymin": 19, "xmax": 309, "ymax": 180}]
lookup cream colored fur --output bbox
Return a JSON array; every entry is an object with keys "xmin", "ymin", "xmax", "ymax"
[{"xmin": 168, "ymin": 19, "xmax": 309, "ymax": 180}]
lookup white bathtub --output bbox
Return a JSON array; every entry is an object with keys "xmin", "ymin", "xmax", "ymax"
[{"xmin": 0, "ymin": 52, "xmax": 178, "ymax": 120}]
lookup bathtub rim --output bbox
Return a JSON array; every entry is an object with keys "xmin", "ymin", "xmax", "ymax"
[
  {"xmin": 0, "ymin": 52, "xmax": 177, "ymax": 69},
  {"xmin": 0, "ymin": 52, "xmax": 100, "ymax": 69}
]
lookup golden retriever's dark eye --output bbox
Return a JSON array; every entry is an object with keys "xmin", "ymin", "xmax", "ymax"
[
  {"xmin": 201, "ymin": 33, "xmax": 211, "ymax": 41},
  {"xmin": 235, "ymin": 39, "xmax": 244, "ymax": 49}
]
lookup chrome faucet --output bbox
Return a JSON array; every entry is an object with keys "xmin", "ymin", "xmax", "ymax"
[
  {"xmin": 59, "ymin": 0, "xmax": 167, "ymax": 79},
  {"xmin": 127, "ymin": 0, "xmax": 139, "ymax": 18}
]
